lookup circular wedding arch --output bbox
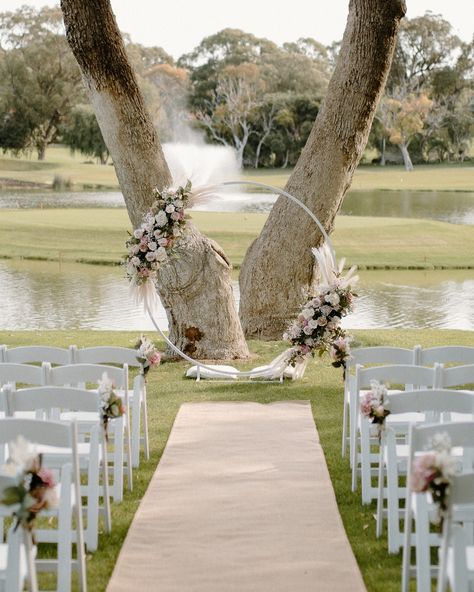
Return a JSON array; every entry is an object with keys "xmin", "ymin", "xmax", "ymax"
[{"xmin": 145, "ymin": 180, "xmax": 336, "ymax": 377}]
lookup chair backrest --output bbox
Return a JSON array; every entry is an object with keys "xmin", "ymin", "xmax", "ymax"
[
  {"xmin": 0, "ymin": 417, "xmax": 74, "ymax": 449},
  {"xmin": 47, "ymin": 363, "xmax": 127, "ymax": 389},
  {"xmin": 356, "ymin": 364, "xmax": 437, "ymax": 390},
  {"xmin": 439, "ymin": 364, "xmax": 474, "ymax": 388},
  {"xmin": 72, "ymin": 346, "xmax": 140, "ymax": 368},
  {"xmin": 409, "ymin": 421, "xmax": 474, "ymax": 454},
  {"xmin": 387, "ymin": 390, "xmax": 474, "ymax": 416},
  {"xmin": 0, "ymin": 362, "xmax": 47, "ymax": 387},
  {"xmin": 348, "ymin": 346, "xmax": 416, "ymax": 369},
  {"xmin": 417, "ymin": 346, "xmax": 474, "ymax": 366},
  {"xmin": 3, "ymin": 346, "xmax": 74, "ymax": 366},
  {"xmin": 6, "ymin": 386, "xmax": 100, "ymax": 417}
]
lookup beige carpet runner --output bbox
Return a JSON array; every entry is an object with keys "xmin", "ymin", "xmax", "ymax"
[{"xmin": 107, "ymin": 401, "xmax": 366, "ymax": 592}]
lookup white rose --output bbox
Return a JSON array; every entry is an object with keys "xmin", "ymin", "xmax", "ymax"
[
  {"xmin": 131, "ymin": 244, "xmax": 140, "ymax": 255},
  {"xmin": 317, "ymin": 317, "xmax": 328, "ymax": 326},
  {"xmin": 133, "ymin": 229, "xmax": 144, "ymax": 239},
  {"xmin": 155, "ymin": 247, "xmax": 168, "ymax": 262},
  {"xmin": 325, "ymin": 292, "xmax": 340, "ymax": 306},
  {"xmin": 145, "ymin": 251, "xmax": 156, "ymax": 261},
  {"xmin": 148, "ymin": 241, "xmax": 157, "ymax": 251},
  {"xmin": 320, "ymin": 305, "xmax": 333, "ymax": 316},
  {"xmin": 173, "ymin": 226, "xmax": 181, "ymax": 237},
  {"xmin": 158, "ymin": 238, "xmax": 168, "ymax": 247},
  {"xmin": 308, "ymin": 319, "xmax": 319, "ymax": 329},
  {"xmin": 302, "ymin": 307, "xmax": 314, "ymax": 320},
  {"xmin": 303, "ymin": 325, "xmax": 313, "ymax": 335},
  {"xmin": 155, "ymin": 210, "xmax": 167, "ymax": 227},
  {"xmin": 154, "ymin": 230, "xmax": 162, "ymax": 239},
  {"xmin": 165, "ymin": 204, "xmax": 175, "ymax": 213},
  {"xmin": 174, "ymin": 199, "xmax": 183, "ymax": 208},
  {"xmin": 131, "ymin": 256, "xmax": 141, "ymax": 267}
]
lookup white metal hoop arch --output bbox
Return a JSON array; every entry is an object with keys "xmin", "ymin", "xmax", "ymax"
[{"xmin": 146, "ymin": 180, "xmax": 336, "ymax": 377}]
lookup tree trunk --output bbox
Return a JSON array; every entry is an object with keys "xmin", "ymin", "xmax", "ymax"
[
  {"xmin": 380, "ymin": 137, "xmax": 386, "ymax": 166},
  {"xmin": 239, "ymin": 0, "xmax": 406, "ymax": 339},
  {"xmin": 37, "ymin": 144, "xmax": 46, "ymax": 161},
  {"xmin": 61, "ymin": 0, "xmax": 249, "ymax": 359},
  {"xmin": 399, "ymin": 142, "xmax": 414, "ymax": 171}
]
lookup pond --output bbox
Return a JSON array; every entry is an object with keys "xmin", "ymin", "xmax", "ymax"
[
  {"xmin": 1, "ymin": 259, "xmax": 473, "ymax": 332},
  {"xmin": 1, "ymin": 188, "xmax": 474, "ymax": 225}
]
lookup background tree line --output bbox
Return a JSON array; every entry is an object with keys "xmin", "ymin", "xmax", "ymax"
[{"xmin": 0, "ymin": 6, "xmax": 472, "ymax": 169}]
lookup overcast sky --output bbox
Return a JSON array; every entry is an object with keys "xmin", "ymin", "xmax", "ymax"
[{"xmin": 3, "ymin": 0, "xmax": 473, "ymax": 59}]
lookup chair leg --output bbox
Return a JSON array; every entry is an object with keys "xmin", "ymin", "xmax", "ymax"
[
  {"xmin": 24, "ymin": 529, "xmax": 38, "ymax": 592},
  {"xmin": 57, "ymin": 475, "xmax": 73, "ymax": 590},
  {"xmin": 342, "ymin": 393, "xmax": 348, "ymax": 457},
  {"xmin": 376, "ymin": 445, "xmax": 385, "ymax": 538},
  {"xmin": 101, "ymin": 431, "xmax": 112, "ymax": 534},
  {"xmin": 360, "ymin": 423, "xmax": 372, "ymax": 505},
  {"xmin": 386, "ymin": 449, "xmax": 400, "ymax": 554},
  {"xmin": 131, "ymin": 392, "xmax": 141, "ymax": 469},
  {"xmin": 401, "ymin": 493, "xmax": 413, "ymax": 592},
  {"xmin": 415, "ymin": 498, "xmax": 432, "ymax": 592},
  {"xmin": 142, "ymin": 385, "xmax": 150, "ymax": 461},
  {"xmin": 86, "ymin": 433, "xmax": 100, "ymax": 552},
  {"xmin": 113, "ymin": 419, "xmax": 124, "ymax": 502}
]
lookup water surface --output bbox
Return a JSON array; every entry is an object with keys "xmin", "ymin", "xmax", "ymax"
[{"xmin": 1, "ymin": 260, "xmax": 472, "ymax": 332}]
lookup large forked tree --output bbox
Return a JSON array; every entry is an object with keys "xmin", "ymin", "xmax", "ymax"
[
  {"xmin": 61, "ymin": 0, "xmax": 405, "ymax": 356},
  {"xmin": 239, "ymin": 0, "xmax": 406, "ymax": 338}
]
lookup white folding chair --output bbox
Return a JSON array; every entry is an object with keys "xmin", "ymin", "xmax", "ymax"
[
  {"xmin": 0, "ymin": 364, "xmax": 48, "ymax": 421},
  {"xmin": 437, "ymin": 472, "xmax": 474, "ymax": 592},
  {"xmin": 401, "ymin": 421, "xmax": 474, "ymax": 592},
  {"xmin": 342, "ymin": 346, "xmax": 418, "ymax": 459},
  {"xmin": 352, "ymin": 364, "xmax": 438, "ymax": 504},
  {"xmin": 417, "ymin": 346, "xmax": 474, "ymax": 367},
  {"xmin": 0, "ymin": 418, "xmax": 87, "ymax": 592},
  {"xmin": 5, "ymin": 386, "xmax": 112, "ymax": 552},
  {"xmin": 439, "ymin": 364, "xmax": 474, "ymax": 422},
  {"xmin": 1, "ymin": 346, "xmax": 74, "ymax": 366},
  {"xmin": 71, "ymin": 346, "xmax": 149, "ymax": 468},
  {"xmin": 376, "ymin": 391, "xmax": 474, "ymax": 554},
  {"xmin": 47, "ymin": 364, "xmax": 132, "ymax": 502},
  {"xmin": 0, "ymin": 475, "xmax": 37, "ymax": 592}
]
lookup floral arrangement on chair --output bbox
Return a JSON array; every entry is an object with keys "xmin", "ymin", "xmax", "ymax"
[
  {"xmin": 284, "ymin": 243, "xmax": 358, "ymax": 373},
  {"xmin": 135, "ymin": 335, "xmax": 161, "ymax": 377},
  {"xmin": 409, "ymin": 432, "xmax": 458, "ymax": 526},
  {"xmin": 360, "ymin": 380, "xmax": 391, "ymax": 439},
  {"xmin": 125, "ymin": 182, "xmax": 192, "ymax": 287},
  {"xmin": 98, "ymin": 372, "xmax": 126, "ymax": 438},
  {"xmin": 0, "ymin": 436, "xmax": 58, "ymax": 532}
]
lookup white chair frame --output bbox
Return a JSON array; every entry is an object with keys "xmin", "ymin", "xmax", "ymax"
[
  {"xmin": 46, "ymin": 364, "xmax": 132, "ymax": 502},
  {"xmin": 401, "ymin": 421, "xmax": 474, "ymax": 592},
  {"xmin": 71, "ymin": 346, "xmax": 149, "ymax": 469},
  {"xmin": 352, "ymin": 364, "xmax": 439, "ymax": 504},
  {"xmin": 0, "ymin": 418, "xmax": 87, "ymax": 592}
]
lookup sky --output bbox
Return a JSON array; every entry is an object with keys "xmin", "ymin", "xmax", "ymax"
[{"xmin": 2, "ymin": 0, "xmax": 473, "ymax": 59}]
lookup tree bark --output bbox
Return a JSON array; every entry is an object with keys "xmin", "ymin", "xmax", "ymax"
[
  {"xmin": 239, "ymin": 0, "xmax": 406, "ymax": 339},
  {"xmin": 61, "ymin": 0, "xmax": 249, "ymax": 359},
  {"xmin": 399, "ymin": 142, "xmax": 414, "ymax": 170}
]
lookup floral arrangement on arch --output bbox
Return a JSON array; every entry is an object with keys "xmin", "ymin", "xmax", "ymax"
[
  {"xmin": 409, "ymin": 432, "xmax": 458, "ymax": 527},
  {"xmin": 135, "ymin": 335, "xmax": 161, "ymax": 377},
  {"xmin": 125, "ymin": 182, "xmax": 192, "ymax": 287},
  {"xmin": 360, "ymin": 380, "xmax": 391, "ymax": 440},
  {"xmin": 0, "ymin": 436, "xmax": 58, "ymax": 532},
  {"xmin": 98, "ymin": 372, "xmax": 126, "ymax": 438},
  {"xmin": 284, "ymin": 243, "xmax": 358, "ymax": 371}
]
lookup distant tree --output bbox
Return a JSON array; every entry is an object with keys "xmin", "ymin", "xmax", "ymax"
[
  {"xmin": 195, "ymin": 63, "xmax": 263, "ymax": 167},
  {"xmin": 388, "ymin": 12, "xmax": 461, "ymax": 92},
  {"xmin": 62, "ymin": 105, "xmax": 109, "ymax": 163},
  {"xmin": 0, "ymin": 6, "xmax": 82, "ymax": 159},
  {"xmin": 381, "ymin": 92, "xmax": 433, "ymax": 170}
]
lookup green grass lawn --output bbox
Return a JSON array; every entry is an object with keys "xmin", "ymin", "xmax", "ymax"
[
  {"xmin": 0, "ymin": 208, "xmax": 473, "ymax": 269},
  {"xmin": 1, "ymin": 144, "xmax": 474, "ymax": 192},
  {"xmin": 1, "ymin": 328, "xmax": 473, "ymax": 591}
]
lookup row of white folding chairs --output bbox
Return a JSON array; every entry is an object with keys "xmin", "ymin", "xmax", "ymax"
[
  {"xmin": 0, "ymin": 417, "xmax": 87, "ymax": 592},
  {"xmin": 350, "ymin": 361, "xmax": 474, "ymax": 504},
  {"xmin": 375, "ymin": 409, "xmax": 474, "ymax": 591},
  {"xmin": 0, "ymin": 345, "xmax": 150, "ymax": 469},
  {"xmin": 342, "ymin": 345, "xmax": 474, "ymax": 458},
  {"xmin": 0, "ymin": 362, "xmax": 132, "ymax": 504}
]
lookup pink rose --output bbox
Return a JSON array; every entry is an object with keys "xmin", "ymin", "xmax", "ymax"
[{"xmin": 38, "ymin": 468, "xmax": 56, "ymax": 488}]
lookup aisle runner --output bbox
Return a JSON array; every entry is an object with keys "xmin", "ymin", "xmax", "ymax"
[{"xmin": 107, "ymin": 402, "xmax": 366, "ymax": 592}]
